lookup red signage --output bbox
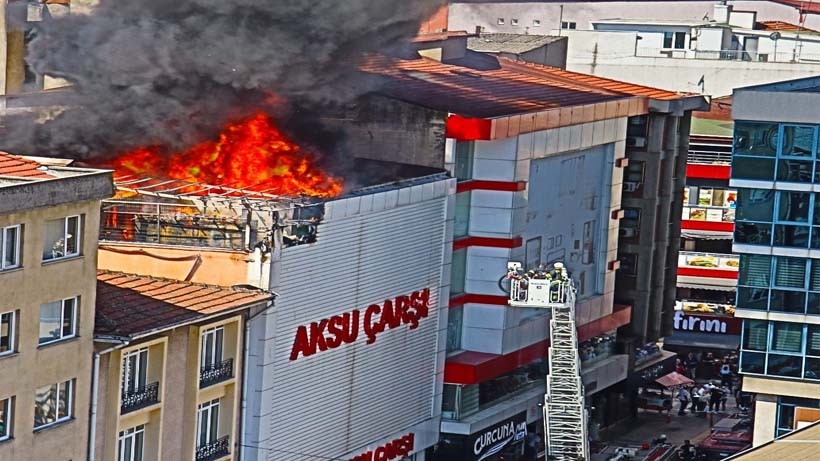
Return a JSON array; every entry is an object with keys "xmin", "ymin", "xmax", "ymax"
[
  {"xmin": 350, "ymin": 434, "xmax": 415, "ymax": 461},
  {"xmin": 289, "ymin": 289, "xmax": 431, "ymax": 361}
]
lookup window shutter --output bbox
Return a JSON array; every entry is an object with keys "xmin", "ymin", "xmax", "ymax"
[
  {"xmin": 810, "ymin": 262, "xmax": 820, "ymax": 291},
  {"xmin": 773, "ymin": 323, "xmax": 803, "ymax": 353},
  {"xmin": 739, "ymin": 255, "xmax": 771, "ymax": 287}
]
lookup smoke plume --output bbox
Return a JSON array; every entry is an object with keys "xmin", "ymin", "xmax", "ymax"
[{"xmin": 5, "ymin": 0, "xmax": 445, "ymax": 157}]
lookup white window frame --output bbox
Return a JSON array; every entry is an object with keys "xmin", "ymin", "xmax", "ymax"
[
  {"xmin": 1, "ymin": 225, "xmax": 21, "ymax": 270},
  {"xmin": 43, "ymin": 215, "xmax": 81, "ymax": 262},
  {"xmin": 33, "ymin": 379, "xmax": 73, "ymax": 429},
  {"xmin": 497, "ymin": 18, "xmax": 505, "ymax": 25},
  {"xmin": 511, "ymin": 18, "xmax": 519, "ymax": 26},
  {"xmin": 196, "ymin": 399, "xmax": 220, "ymax": 448},
  {"xmin": 0, "ymin": 310, "xmax": 17, "ymax": 357},
  {"xmin": 0, "ymin": 396, "xmax": 12, "ymax": 441},
  {"xmin": 38, "ymin": 297, "xmax": 78, "ymax": 346},
  {"xmin": 200, "ymin": 326, "xmax": 224, "ymax": 370},
  {"xmin": 118, "ymin": 424, "xmax": 145, "ymax": 461},
  {"xmin": 121, "ymin": 348, "xmax": 149, "ymax": 396}
]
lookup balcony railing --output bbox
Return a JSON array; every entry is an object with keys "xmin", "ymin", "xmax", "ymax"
[
  {"xmin": 635, "ymin": 47, "xmax": 820, "ymax": 63},
  {"xmin": 687, "ymin": 149, "xmax": 732, "ymax": 165},
  {"xmin": 121, "ymin": 382, "xmax": 160, "ymax": 414},
  {"xmin": 196, "ymin": 436, "xmax": 230, "ymax": 461},
  {"xmin": 199, "ymin": 358, "xmax": 234, "ymax": 389}
]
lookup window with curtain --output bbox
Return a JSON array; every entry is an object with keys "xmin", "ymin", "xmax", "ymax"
[
  {"xmin": 808, "ymin": 325, "xmax": 820, "ymax": 356},
  {"xmin": 771, "ymin": 322, "xmax": 804, "ymax": 353},
  {"xmin": 743, "ymin": 320, "xmax": 769, "ymax": 351},
  {"xmin": 739, "ymin": 255, "xmax": 772, "ymax": 287},
  {"xmin": 774, "ymin": 257, "xmax": 807, "ymax": 289}
]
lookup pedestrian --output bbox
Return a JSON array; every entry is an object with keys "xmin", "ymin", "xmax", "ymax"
[
  {"xmin": 685, "ymin": 352, "xmax": 699, "ymax": 380},
  {"xmin": 678, "ymin": 440, "xmax": 697, "ymax": 461},
  {"xmin": 709, "ymin": 386, "xmax": 723, "ymax": 413},
  {"xmin": 720, "ymin": 385, "xmax": 730, "ymax": 411},
  {"xmin": 720, "ymin": 361, "xmax": 733, "ymax": 391},
  {"xmin": 678, "ymin": 386, "xmax": 691, "ymax": 415}
]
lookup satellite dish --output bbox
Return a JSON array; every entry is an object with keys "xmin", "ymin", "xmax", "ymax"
[{"xmin": 770, "ymin": 31, "xmax": 782, "ymax": 41}]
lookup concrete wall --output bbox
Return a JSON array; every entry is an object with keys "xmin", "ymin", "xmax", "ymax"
[
  {"xmin": 733, "ymin": 87, "xmax": 820, "ymax": 125},
  {"xmin": 0, "ymin": 198, "xmax": 102, "ymax": 461},
  {"xmin": 448, "ymin": 2, "xmax": 820, "ymax": 33}
]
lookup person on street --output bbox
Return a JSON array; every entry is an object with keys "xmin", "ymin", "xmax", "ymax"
[
  {"xmin": 685, "ymin": 352, "xmax": 699, "ymax": 380},
  {"xmin": 720, "ymin": 361, "xmax": 733, "ymax": 391},
  {"xmin": 709, "ymin": 385, "xmax": 723, "ymax": 413},
  {"xmin": 720, "ymin": 385, "xmax": 730, "ymax": 411},
  {"xmin": 678, "ymin": 386, "xmax": 691, "ymax": 415},
  {"xmin": 678, "ymin": 440, "xmax": 697, "ymax": 461}
]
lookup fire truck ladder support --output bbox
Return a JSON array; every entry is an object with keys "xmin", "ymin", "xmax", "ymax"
[{"xmin": 507, "ymin": 262, "xmax": 589, "ymax": 461}]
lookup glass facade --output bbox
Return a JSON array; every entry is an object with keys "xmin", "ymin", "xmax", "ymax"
[
  {"xmin": 739, "ymin": 320, "xmax": 820, "ymax": 380},
  {"xmin": 736, "ymin": 255, "xmax": 820, "ymax": 314},
  {"xmin": 732, "ymin": 122, "xmax": 819, "ymax": 182},
  {"xmin": 731, "ymin": 188, "xmax": 820, "ymax": 248}
]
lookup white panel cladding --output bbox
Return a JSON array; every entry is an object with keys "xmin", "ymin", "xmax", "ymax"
[
  {"xmin": 474, "ymin": 137, "xmax": 518, "ymax": 160},
  {"xmin": 247, "ymin": 179, "xmax": 453, "ymax": 461}
]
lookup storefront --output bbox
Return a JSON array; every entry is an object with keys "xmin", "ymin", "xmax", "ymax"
[
  {"xmin": 664, "ymin": 304, "xmax": 742, "ymax": 351},
  {"xmin": 626, "ymin": 349, "xmax": 678, "ymax": 417},
  {"xmin": 428, "ymin": 412, "xmax": 532, "ymax": 461}
]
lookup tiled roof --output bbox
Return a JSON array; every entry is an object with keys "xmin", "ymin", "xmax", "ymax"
[
  {"xmin": 467, "ymin": 33, "xmax": 565, "ymax": 54},
  {"xmin": 361, "ymin": 51, "xmax": 686, "ymax": 118},
  {"xmin": 758, "ymin": 20, "xmax": 819, "ymax": 32},
  {"xmin": 0, "ymin": 152, "xmax": 52, "ymax": 179},
  {"xmin": 95, "ymin": 271, "xmax": 271, "ymax": 338}
]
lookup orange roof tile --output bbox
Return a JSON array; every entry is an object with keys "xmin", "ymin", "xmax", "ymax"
[
  {"xmin": 0, "ymin": 152, "xmax": 52, "ymax": 179},
  {"xmin": 360, "ymin": 51, "xmax": 688, "ymax": 119},
  {"xmin": 95, "ymin": 271, "xmax": 271, "ymax": 338}
]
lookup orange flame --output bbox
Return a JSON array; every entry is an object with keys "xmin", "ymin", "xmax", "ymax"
[{"xmin": 107, "ymin": 112, "xmax": 343, "ymax": 197}]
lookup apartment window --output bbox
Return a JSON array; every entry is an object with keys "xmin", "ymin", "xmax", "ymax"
[
  {"xmin": 1, "ymin": 311, "xmax": 17, "ymax": 356},
  {"xmin": 497, "ymin": 18, "xmax": 505, "ymax": 25},
  {"xmin": 42, "ymin": 215, "xmax": 81, "ymax": 261},
  {"xmin": 201, "ymin": 327, "xmax": 224, "ymax": 370},
  {"xmin": 533, "ymin": 19, "xmax": 541, "ymax": 27},
  {"xmin": 451, "ymin": 249, "xmax": 467, "ymax": 296},
  {"xmin": 38, "ymin": 297, "xmax": 78, "ymax": 345},
  {"xmin": 561, "ymin": 21, "xmax": 576, "ymax": 30},
  {"xmin": 196, "ymin": 399, "xmax": 220, "ymax": 449},
  {"xmin": 511, "ymin": 18, "xmax": 519, "ymax": 26},
  {"xmin": 1, "ymin": 225, "xmax": 21, "ymax": 270},
  {"xmin": 34, "ymin": 379, "xmax": 73, "ymax": 429},
  {"xmin": 0, "ymin": 397, "xmax": 12, "ymax": 441},
  {"xmin": 454, "ymin": 141, "xmax": 474, "ymax": 180},
  {"xmin": 662, "ymin": 31, "xmax": 686, "ymax": 49},
  {"xmin": 122, "ymin": 348, "xmax": 148, "ymax": 396},
  {"xmin": 118, "ymin": 425, "xmax": 145, "ymax": 461}
]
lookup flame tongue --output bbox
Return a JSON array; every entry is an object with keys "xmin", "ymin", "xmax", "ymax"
[{"xmin": 108, "ymin": 112, "xmax": 343, "ymax": 197}]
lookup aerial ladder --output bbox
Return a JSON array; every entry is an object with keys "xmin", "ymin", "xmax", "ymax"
[{"xmin": 505, "ymin": 261, "xmax": 589, "ymax": 461}]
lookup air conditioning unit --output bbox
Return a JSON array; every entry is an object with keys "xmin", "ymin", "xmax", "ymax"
[
  {"xmin": 627, "ymin": 136, "xmax": 647, "ymax": 148},
  {"xmin": 623, "ymin": 181, "xmax": 640, "ymax": 193}
]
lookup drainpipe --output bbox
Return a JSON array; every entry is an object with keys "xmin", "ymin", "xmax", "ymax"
[
  {"xmin": 238, "ymin": 298, "xmax": 276, "ymax": 461},
  {"xmin": 89, "ymin": 339, "xmax": 130, "ymax": 461}
]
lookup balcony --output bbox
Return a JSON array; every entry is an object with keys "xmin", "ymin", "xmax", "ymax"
[
  {"xmin": 635, "ymin": 47, "xmax": 820, "ymax": 63},
  {"xmin": 121, "ymin": 382, "xmax": 160, "ymax": 414},
  {"xmin": 199, "ymin": 358, "xmax": 234, "ymax": 389},
  {"xmin": 196, "ymin": 436, "xmax": 230, "ymax": 461},
  {"xmin": 677, "ymin": 251, "xmax": 738, "ymax": 291}
]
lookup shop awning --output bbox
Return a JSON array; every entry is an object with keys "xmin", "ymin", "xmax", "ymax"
[
  {"xmin": 677, "ymin": 282, "xmax": 737, "ymax": 292},
  {"xmin": 681, "ymin": 230, "xmax": 733, "ymax": 240},
  {"xmin": 663, "ymin": 331, "xmax": 741, "ymax": 350},
  {"xmin": 655, "ymin": 371, "xmax": 694, "ymax": 389}
]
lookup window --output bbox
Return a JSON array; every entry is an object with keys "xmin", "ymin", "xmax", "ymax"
[
  {"xmin": 0, "ymin": 311, "xmax": 16, "ymax": 356},
  {"xmin": 38, "ymin": 297, "xmax": 77, "ymax": 345},
  {"xmin": 43, "ymin": 215, "xmax": 81, "ymax": 261},
  {"xmin": 454, "ymin": 141, "xmax": 474, "ymax": 180},
  {"xmin": 451, "ymin": 249, "xmax": 467, "ymax": 296},
  {"xmin": 663, "ymin": 31, "xmax": 686, "ymax": 49},
  {"xmin": 734, "ymin": 122, "xmax": 779, "ymax": 157},
  {"xmin": 34, "ymin": 379, "xmax": 73, "ymax": 429},
  {"xmin": 0, "ymin": 397, "xmax": 12, "ymax": 441},
  {"xmin": 533, "ymin": 19, "xmax": 541, "ymax": 27},
  {"xmin": 561, "ymin": 21, "xmax": 576, "ymax": 30},
  {"xmin": 781, "ymin": 125, "xmax": 817, "ymax": 157},
  {"xmin": 446, "ymin": 308, "xmax": 463, "ymax": 353},
  {"xmin": 771, "ymin": 322, "xmax": 803, "ymax": 353},
  {"xmin": 511, "ymin": 18, "xmax": 519, "ymax": 26},
  {"xmin": 122, "ymin": 348, "xmax": 148, "ymax": 397},
  {"xmin": 118, "ymin": 425, "xmax": 145, "ymax": 461},
  {"xmin": 201, "ymin": 327, "xmax": 224, "ymax": 370},
  {"xmin": 777, "ymin": 397, "xmax": 820, "ymax": 437},
  {"xmin": 0, "ymin": 225, "xmax": 20, "ymax": 270},
  {"xmin": 454, "ymin": 192, "xmax": 471, "ymax": 238},
  {"xmin": 497, "ymin": 18, "xmax": 505, "ymax": 25},
  {"xmin": 196, "ymin": 399, "xmax": 220, "ymax": 449}
]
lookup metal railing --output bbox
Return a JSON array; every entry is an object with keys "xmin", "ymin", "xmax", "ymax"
[
  {"xmin": 199, "ymin": 358, "xmax": 234, "ymax": 389},
  {"xmin": 687, "ymin": 149, "xmax": 732, "ymax": 165},
  {"xmin": 196, "ymin": 436, "xmax": 230, "ymax": 461},
  {"xmin": 121, "ymin": 382, "xmax": 160, "ymax": 414},
  {"xmin": 635, "ymin": 47, "xmax": 820, "ymax": 63}
]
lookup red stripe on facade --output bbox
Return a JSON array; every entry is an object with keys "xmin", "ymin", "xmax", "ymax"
[
  {"xmin": 677, "ymin": 267, "xmax": 738, "ymax": 279},
  {"xmin": 681, "ymin": 220, "xmax": 735, "ymax": 233},
  {"xmin": 444, "ymin": 304, "xmax": 632, "ymax": 385},
  {"xmin": 456, "ymin": 180, "xmax": 527, "ymax": 193},
  {"xmin": 453, "ymin": 236, "xmax": 523, "ymax": 251},
  {"xmin": 686, "ymin": 164, "xmax": 731, "ymax": 180},
  {"xmin": 445, "ymin": 114, "xmax": 492, "ymax": 141},
  {"xmin": 448, "ymin": 293, "xmax": 509, "ymax": 309}
]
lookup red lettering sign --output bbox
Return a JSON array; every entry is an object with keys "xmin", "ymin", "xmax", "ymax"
[
  {"xmin": 290, "ymin": 289, "xmax": 431, "ymax": 361},
  {"xmin": 350, "ymin": 434, "xmax": 415, "ymax": 461}
]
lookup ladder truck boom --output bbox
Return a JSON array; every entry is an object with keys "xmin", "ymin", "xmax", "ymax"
[{"xmin": 506, "ymin": 262, "xmax": 589, "ymax": 461}]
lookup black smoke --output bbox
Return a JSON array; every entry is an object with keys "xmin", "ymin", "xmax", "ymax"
[{"xmin": 5, "ymin": 0, "xmax": 445, "ymax": 157}]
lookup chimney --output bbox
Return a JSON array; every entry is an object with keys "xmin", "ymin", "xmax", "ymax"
[{"xmin": 713, "ymin": 2, "xmax": 732, "ymax": 24}]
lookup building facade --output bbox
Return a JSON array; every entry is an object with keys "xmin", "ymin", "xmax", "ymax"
[
  {"xmin": 730, "ymin": 76, "xmax": 820, "ymax": 446},
  {"xmin": 0, "ymin": 153, "xmax": 113, "ymax": 460},
  {"xmin": 91, "ymin": 272, "xmax": 271, "ymax": 461}
]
